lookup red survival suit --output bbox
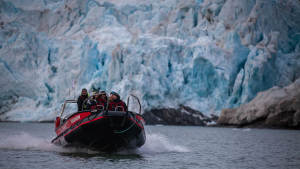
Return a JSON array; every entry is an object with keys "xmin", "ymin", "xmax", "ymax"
[
  {"xmin": 108, "ymin": 99, "xmax": 127, "ymax": 112},
  {"xmin": 96, "ymin": 97, "xmax": 107, "ymax": 111}
]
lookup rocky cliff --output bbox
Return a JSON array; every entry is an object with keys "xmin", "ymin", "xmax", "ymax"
[
  {"xmin": 218, "ymin": 79, "xmax": 300, "ymax": 129},
  {"xmin": 143, "ymin": 105, "xmax": 217, "ymax": 126}
]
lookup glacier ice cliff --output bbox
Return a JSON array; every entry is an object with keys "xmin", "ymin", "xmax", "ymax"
[{"xmin": 0, "ymin": 0, "xmax": 300, "ymax": 121}]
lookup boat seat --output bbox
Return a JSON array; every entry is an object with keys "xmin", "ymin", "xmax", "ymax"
[{"xmin": 105, "ymin": 111, "xmax": 127, "ymax": 117}]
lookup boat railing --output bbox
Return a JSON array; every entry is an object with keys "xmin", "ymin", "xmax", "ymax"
[{"xmin": 59, "ymin": 94, "xmax": 142, "ymax": 118}]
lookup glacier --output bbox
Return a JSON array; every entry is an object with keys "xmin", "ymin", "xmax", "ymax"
[{"xmin": 0, "ymin": 0, "xmax": 300, "ymax": 121}]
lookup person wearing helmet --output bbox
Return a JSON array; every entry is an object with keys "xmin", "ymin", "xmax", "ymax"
[
  {"xmin": 107, "ymin": 91, "xmax": 127, "ymax": 111},
  {"xmin": 96, "ymin": 90, "xmax": 108, "ymax": 111},
  {"xmin": 77, "ymin": 88, "xmax": 88, "ymax": 111}
]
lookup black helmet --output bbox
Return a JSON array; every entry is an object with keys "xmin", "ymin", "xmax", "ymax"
[
  {"xmin": 110, "ymin": 91, "xmax": 120, "ymax": 99},
  {"xmin": 99, "ymin": 90, "xmax": 107, "ymax": 96}
]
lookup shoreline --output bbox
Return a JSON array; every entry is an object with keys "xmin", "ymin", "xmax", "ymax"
[{"xmin": 0, "ymin": 121, "xmax": 298, "ymax": 130}]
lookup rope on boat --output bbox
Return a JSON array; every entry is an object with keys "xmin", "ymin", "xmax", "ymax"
[{"xmin": 113, "ymin": 122, "xmax": 135, "ymax": 134}]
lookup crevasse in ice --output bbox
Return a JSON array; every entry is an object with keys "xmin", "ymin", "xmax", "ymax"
[{"xmin": 0, "ymin": 0, "xmax": 300, "ymax": 121}]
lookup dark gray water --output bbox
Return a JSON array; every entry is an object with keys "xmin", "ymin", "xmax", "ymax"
[{"xmin": 0, "ymin": 123, "xmax": 299, "ymax": 169}]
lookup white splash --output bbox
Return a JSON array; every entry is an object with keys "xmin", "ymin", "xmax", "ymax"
[
  {"xmin": 232, "ymin": 128, "xmax": 252, "ymax": 132},
  {"xmin": 138, "ymin": 133, "xmax": 190, "ymax": 154},
  {"xmin": 0, "ymin": 132, "xmax": 96, "ymax": 154},
  {"xmin": 0, "ymin": 132, "xmax": 52, "ymax": 151}
]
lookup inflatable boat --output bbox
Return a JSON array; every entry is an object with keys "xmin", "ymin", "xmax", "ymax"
[{"xmin": 51, "ymin": 95, "xmax": 146, "ymax": 152}]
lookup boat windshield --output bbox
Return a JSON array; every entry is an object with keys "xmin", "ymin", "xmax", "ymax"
[
  {"xmin": 60, "ymin": 100, "xmax": 78, "ymax": 119},
  {"xmin": 127, "ymin": 94, "xmax": 142, "ymax": 114}
]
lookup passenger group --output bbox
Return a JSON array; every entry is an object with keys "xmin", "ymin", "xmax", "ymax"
[{"xmin": 77, "ymin": 88, "xmax": 127, "ymax": 112}]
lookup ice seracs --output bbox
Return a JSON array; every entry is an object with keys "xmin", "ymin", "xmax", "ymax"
[{"xmin": 0, "ymin": 0, "xmax": 300, "ymax": 121}]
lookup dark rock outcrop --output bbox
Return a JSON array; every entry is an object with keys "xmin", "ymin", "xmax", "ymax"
[
  {"xmin": 143, "ymin": 105, "xmax": 215, "ymax": 126},
  {"xmin": 218, "ymin": 79, "xmax": 300, "ymax": 129}
]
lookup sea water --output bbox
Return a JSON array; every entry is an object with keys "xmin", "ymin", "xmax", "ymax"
[{"xmin": 0, "ymin": 123, "xmax": 299, "ymax": 169}]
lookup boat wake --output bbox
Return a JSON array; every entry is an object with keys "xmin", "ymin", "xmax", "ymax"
[
  {"xmin": 0, "ymin": 132, "xmax": 189, "ymax": 155},
  {"xmin": 0, "ymin": 132, "xmax": 95, "ymax": 154},
  {"xmin": 0, "ymin": 132, "xmax": 54, "ymax": 151}
]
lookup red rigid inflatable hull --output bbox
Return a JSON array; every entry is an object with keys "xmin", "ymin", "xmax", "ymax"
[{"xmin": 52, "ymin": 111, "xmax": 146, "ymax": 152}]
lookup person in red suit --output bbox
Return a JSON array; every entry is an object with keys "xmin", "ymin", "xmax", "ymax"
[
  {"xmin": 107, "ymin": 91, "xmax": 127, "ymax": 112},
  {"xmin": 96, "ymin": 90, "xmax": 108, "ymax": 111}
]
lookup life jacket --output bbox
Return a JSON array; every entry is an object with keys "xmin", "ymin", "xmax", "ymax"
[{"xmin": 108, "ymin": 99, "xmax": 127, "ymax": 112}]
